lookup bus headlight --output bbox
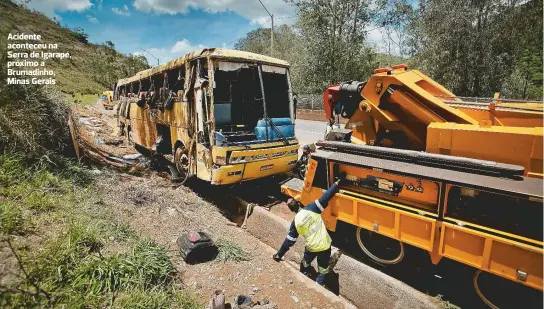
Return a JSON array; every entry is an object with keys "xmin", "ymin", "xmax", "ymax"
[
  {"xmin": 288, "ymin": 149, "xmax": 298, "ymax": 155},
  {"xmin": 252, "ymin": 154, "xmax": 268, "ymax": 161},
  {"xmin": 229, "ymin": 156, "xmax": 247, "ymax": 164}
]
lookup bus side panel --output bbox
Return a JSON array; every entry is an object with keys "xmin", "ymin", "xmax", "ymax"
[
  {"xmin": 130, "ymin": 103, "xmax": 156, "ymax": 149},
  {"xmin": 130, "ymin": 103, "xmax": 145, "ymax": 147},
  {"xmin": 165, "ymin": 100, "xmax": 189, "ymax": 150}
]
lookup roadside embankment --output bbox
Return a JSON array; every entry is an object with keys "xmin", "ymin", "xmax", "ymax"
[{"xmin": 245, "ymin": 206, "xmax": 443, "ymax": 309}]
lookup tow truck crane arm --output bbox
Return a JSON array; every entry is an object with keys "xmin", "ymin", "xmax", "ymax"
[{"xmin": 324, "ymin": 64, "xmax": 543, "ymax": 178}]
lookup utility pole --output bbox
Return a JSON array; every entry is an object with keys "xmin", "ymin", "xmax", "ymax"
[
  {"xmin": 141, "ymin": 48, "xmax": 159, "ymax": 66},
  {"xmin": 271, "ymin": 14, "xmax": 274, "ymax": 56},
  {"xmin": 257, "ymin": 0, "xmax": 274, "ymax": 56}
]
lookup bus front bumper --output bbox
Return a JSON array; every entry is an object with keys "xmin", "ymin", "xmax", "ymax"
[{"xmin": 211, "ymin": 154, "xmax": 298, "ymax": 185}]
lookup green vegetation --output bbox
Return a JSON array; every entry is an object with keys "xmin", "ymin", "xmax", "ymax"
[
  {"xmin": 0, "ymin": 0, "xmax": 149, "ymax": 95},
  {"xmin": 235, "ymin": 0, "xmax": 542, "ymax": 100},
  {"xmin": 64, "ymin": 93, "xmax": 100, "ymax": 105},
  {"xmin": 434, "ymin": 295, "xmax": 461, "ymax": 309},
  {"xmin": 0, "ymin": 156, "xmax": 201, "ymax": 309},
  {"xmin": 0, "ymin": 3, "xmax": 199, "ymax": 305},
  {"xmin": 215, "ymin": 239, "xmax": 251, "ymax": 262}
]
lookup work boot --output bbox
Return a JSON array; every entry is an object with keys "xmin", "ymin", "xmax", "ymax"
[
  {"xmin": 316, "ymin": 273, "xmax": 327, "ymax": 287},
  {"xmin": 299, "ymin": 261, "xmax": 314, "ymax": 278}
]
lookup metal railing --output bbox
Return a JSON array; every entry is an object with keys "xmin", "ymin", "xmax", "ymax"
[{"xmin": 296, "ymin": 93, "xmax": 324, "ymax": 110}]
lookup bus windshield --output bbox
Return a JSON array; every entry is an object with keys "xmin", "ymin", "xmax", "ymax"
[{"xmin": 212, "ymin": 62, "xmax": 292, "ymax": 144}]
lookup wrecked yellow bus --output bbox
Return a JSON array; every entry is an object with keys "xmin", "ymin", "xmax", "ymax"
[{"xmin": 113, "ymin": 48, "xmax": 299, "ymax": 184}]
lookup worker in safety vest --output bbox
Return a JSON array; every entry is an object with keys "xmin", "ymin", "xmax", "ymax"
[{"xmin": 273, "ymin": 173, "xmax": 346, "ymax": 286}]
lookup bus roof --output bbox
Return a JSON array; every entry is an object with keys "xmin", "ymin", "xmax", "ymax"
[{"xmin": 116, "ymin": 48, "xmax": 290, "ymax": 87}]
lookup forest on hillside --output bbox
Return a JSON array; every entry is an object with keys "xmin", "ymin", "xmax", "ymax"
[
  {"xmin": 235, "ymin": 0, "xmax": 543, "ymax": 100},
  {"xmin": 0, "ymin": 0, "xmax": 150, "ymax": 94}
]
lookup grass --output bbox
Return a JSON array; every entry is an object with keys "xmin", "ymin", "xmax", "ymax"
[
  {"xmin": 216, "ymin": 239, "xmax": 251, "ymax": 262},
  {"xmin": 434, "ymin": 294, "xmax": 461, "ymax": 309},
  {"xmin": 63, "ymin": 93, "xmax": 101, "ymax": 105},
  {"xmin": 0, "ymin": 155, "xmax": 201, "ymax": 308},
  {"xmin": 0, "ymin": 0, "xmax": 149, "ymax": 95}
]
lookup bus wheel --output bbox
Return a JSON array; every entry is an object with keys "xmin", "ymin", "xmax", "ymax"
[
  {"xmin": 174, "ymin": 147, "xmax": 190, "ymax": 184},
  {"xmin": 356, "ymin": 226, "xmax": 404, "ymax": 264}
]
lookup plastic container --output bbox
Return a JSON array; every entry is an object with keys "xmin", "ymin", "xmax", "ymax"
[{"xmin": 254, "ymin": 118, "xmax": 294, "ymax": 141}]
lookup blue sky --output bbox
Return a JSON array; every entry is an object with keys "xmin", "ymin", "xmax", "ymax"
[
  {"xmin": 22, "ymin": 0, "xmax": 385, "ymax": 65},
  {"xmin": 22, "ymin": 0, "xmax": 298, "ymax": 65}
]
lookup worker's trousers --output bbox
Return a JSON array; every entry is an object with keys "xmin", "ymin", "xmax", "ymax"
[{"xmin": 301, "ymin": 247, "xmax": 331, "ymax": 286}]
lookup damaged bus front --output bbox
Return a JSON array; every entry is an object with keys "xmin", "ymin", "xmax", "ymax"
[
  {"xmin": 210, "ymin": 60, "xmax": 299, "ymax": 184},
  {"xmin": 113, "ymin": 48, "xmax": 299, "ymax": 185}
]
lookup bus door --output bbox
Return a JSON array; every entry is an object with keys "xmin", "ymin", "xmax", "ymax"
[{"xmin": 193, "ymin": 60, "xmax": 213, "ymax": 181}]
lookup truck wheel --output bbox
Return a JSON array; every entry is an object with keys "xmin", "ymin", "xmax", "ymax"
[
  {"xmin": 356, "ymin": 226, "xmax": 404, "ymax": 264},
  {"xmin": 473, "ymin": 270, "xmax": 500, "ymax": 309},
  {"xmin": 298, "ymin": 163, "xmax": 307, "ymax": 179}
]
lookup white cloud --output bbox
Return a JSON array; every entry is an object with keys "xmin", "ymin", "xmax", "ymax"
[
  {"xmin": 171, "ymin": 39, "xmax": 205, "ymax": 54},
  {"xmin": 86, "ymin": 15, "xmax": 99, "ymax": 24},
  {"xmin": 97, "ymin": 0, "xmax": 103, "ymax": 9},
  {"xmin": 135, "ymin": 40, "xmax": 206, "ymax": 66},
  {"xmin": 19, "ymin": 0, "xmax": 92, "ymax": 19},
  {"xmin": 366, "ymin": 27, "xmax": 383, "ymax": 45},
  {"xmin": 132, "ymin": 0, "xmax": 295, "ymax": 26},
  {"xmin": 112, "ymin": 5, "xmax": 131, "ymax": 16}
]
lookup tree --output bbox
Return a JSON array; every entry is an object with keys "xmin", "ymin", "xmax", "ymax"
[
  {"xmin": 287, "ymin": 0, "xmax": 381, "ymax": 92},
  {"xmin": 234, "ymin": 24, "xmax": 308, "ymax": 91},
  {"xmin": 374, "ymin": 0, "xmax": 414, "ymax": 58},
  {"xmin": 72, "ymin": 27, "xmax": 89, "ymax": 44},
  {"xmin": 407, "ymin": 0, "xmax": 542, "ymax": 99}
]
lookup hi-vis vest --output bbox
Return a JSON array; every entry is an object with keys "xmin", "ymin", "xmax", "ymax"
[{"xmin": 294, "ymin": 209, "xmax": 332, "ymax": 252}]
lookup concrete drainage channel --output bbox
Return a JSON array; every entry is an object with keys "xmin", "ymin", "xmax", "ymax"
[
  {"xmin": 244, "ymin": 206, "xmax": 442, "ymax": 309},
  {"xmin": 183, "ymin": 178, "xmax": 442, "ymax": 308}
]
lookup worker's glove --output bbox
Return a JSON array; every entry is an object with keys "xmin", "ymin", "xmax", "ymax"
[
  {"xmin": 272, "ymin": 253, "xmax": 282, "ymax": 262},
  {"xmin": 336, "ymin": 172, "xmax": 347, "ymax": 184}
]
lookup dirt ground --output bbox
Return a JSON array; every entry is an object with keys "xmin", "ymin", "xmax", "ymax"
[
  {"xmin": 73, "ymin": 100, "xmax": 136, "ymax": 159},
  {"xmin": 97, "ymin": 172, "xmax": 346, "ymax": 308},
  {"xmin": 74, "ymin": 100, "xmax": 349, "ymax": 308}
]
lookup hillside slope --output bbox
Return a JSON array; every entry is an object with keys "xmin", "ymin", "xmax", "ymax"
[{"xmin": 0, "ymin": 0, "xmax": 149, "ymax": 94}]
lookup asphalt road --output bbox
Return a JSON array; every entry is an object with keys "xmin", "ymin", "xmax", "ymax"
[{"xmin": 295, "ymin": 119, "xmax": 327, "ymax": 146}]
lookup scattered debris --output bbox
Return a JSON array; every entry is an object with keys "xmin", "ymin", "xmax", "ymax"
[
  {"xmin": 208, "ymin": 290, "xmax": 227, "ymax": 309},
  {"xmin": 233, "ymin": 295, "xmax": 278, "ymax": 309},
  {"xmin": 78, "ymin": 116, "xmax": 104, "ymax": 127},
  {"xmin": 123, "ymin": 153, "xmax": 142, "ymax": 160},
  {"xmin": 177, "ymin": 231, "xmax": 218, "ymax": 264},
  {"xmin": 105, "ymin": 137, "xmax": 123, "ymax": 145},
  {"xmin": 95, "ymin": 138, "xmax": 105, "ymax": 144}
]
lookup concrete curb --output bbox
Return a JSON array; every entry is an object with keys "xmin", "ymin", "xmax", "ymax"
[{"xmin": 245, "ymin": 206, "xmax": 442, "ymax": 309}]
